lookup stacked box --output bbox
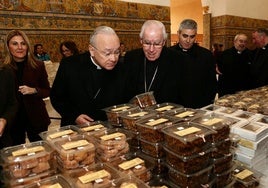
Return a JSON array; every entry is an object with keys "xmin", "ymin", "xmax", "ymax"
[
  {"xmin": 0, "ymin": 141, "xmax": 57, "ymax": 188},
  {"xmin": 161, "ymin": 122, "xmax": 217, "ymax": 187},
  {"xmin": 103, "ymin": 103, "xmax": 139, "ymax": 127}
]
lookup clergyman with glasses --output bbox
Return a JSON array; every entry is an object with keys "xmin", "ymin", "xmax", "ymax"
[
  {"xmin": 121, "ymin": 20, "xmax": 185, "ymax": 104},
  {"xmin": 50, "ymin": 26, "xmax": 125, "ymax": 126}
]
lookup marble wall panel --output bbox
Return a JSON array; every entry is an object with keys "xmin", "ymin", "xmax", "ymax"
[
  {"xmin": 0, "ymin": 0, "xmax": 170, "ymax": 62},
  {"xmin": 210, "ymin": 15, "xmax": 268, "ymax": 50}
]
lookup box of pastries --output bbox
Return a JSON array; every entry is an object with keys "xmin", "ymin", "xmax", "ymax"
[
  {"xmin": 39, "ymin": 125, "xmax": 81, "ymax": 146},
  {"xmin": 146, "ymin": 102, "xmax": 183, "ymax": 114},
  {"xmin": 165, "ymin": 108, "xmax": 207, "ymax": 122},
  {"xmin": 136, "ymin": 114, "xmax": 180, "ymax": 143},
  {"xmin": 162, "ymin": 122, "xmax": 216, "ymax": 156},
  {"xmin": 93, "ymin": 128, "xmax": 131, "ymax": 162},
  {"xmin": 120, "ymin": 107, "xmax": 154, "ymax": 132},
  {"xmin": 53, "ymin": 134, "xmax": 95, "ymax": 170},
  {"xmin": 103, "ymin": 103, "xmax": 139, "ymax": 126},
  {"xmin": 24, "ymin": 175, "xmax": 72, "ymax": 188},
  {"xmin": 129, "ymin": 91, "xmax": 157, "ymax": 109},
  {"xmin": 64, "ymin": 163, "xmax": 122, "ymax": 188},
  {"xmin": 0, "ymin": 141, "xmax": 56, "ymax": 180}
]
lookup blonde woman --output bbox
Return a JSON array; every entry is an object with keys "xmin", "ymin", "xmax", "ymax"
[{"xmin": 3, "ymin": 30, "xmax": 50, "ymax": 145}]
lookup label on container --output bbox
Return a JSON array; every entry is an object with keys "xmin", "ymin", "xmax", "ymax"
[
  {"xmin": 118, "ymin": 157, "xmax": 144, "ymax": 170},
  {"xmin": 62, "ymin": 140, "xmax": 89, "ymax": 150},
  {"xmin": 82, "ymin": 124, "xmax": 104, "ymax": 132},
  {"xmin": 235, "ymin": 169, "xmax": 253, "ymax": 180},
  {"xmin": 12, "ymin": 146, "xmax": 45, "ymax": 157},
  {"xmin": 146, "ymin": 118, "xmax": 168, "ymax": 126},
  {"xmin": 78, "ymin": 169, "xmax": 110, "ymax": 184},
  {"xmin": 128, "ymin": 111, "xmax": 148, "ymax": 117},
  {"xmin": 238, "ymin": 138, "xmax": 254, "ymax": 149},
  {"xmin": 48, "ymin": 130, "xmax": 74, "ymax": 139},
  {"xmin": 202, "ymin": 118, "xmax": 222, "ymax": 126},
  {"xmin": 156, "ymin": 105, "xmax": 174, "ymax": 112},
  {"xmin": 175, "ymin": 111, "xmax": 194, "ymax": 118},
  {"xmin": 46, "ymin": 183, "xmax": 62, "ymax": 188},
  {"xmin": 111, "ymin": 106, "xmax": 130, "ymax": 112},
  {"xmin": 100, "ymin": 132, "xmax": 124, "ymax": 141},
  {"xmin": 174, "ymin": 127, "xmax": 201, "ymax": 137}
]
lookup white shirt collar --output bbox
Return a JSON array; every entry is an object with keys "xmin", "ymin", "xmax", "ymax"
[{"xmin": 90, "ymin": 56, "xmax": 102, "ymax": 69}]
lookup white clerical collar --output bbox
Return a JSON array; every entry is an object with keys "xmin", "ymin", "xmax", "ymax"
[
  {"xmin": 179, "ymin": 44, "xmax": 188, "ymax": 52},
  {"xmin": 90, "ymin": 56, "xmax": 102, "ymax": 69}
]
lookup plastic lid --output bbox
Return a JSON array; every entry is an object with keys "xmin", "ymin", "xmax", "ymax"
[{"xmin": 161, "ymin": 122, "xmax": 216, "ymax": 144}]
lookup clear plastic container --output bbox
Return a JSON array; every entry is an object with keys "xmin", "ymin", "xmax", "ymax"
[
  {"xmin": 211, "ymin": 138, "xmax": 232, "ymax": 157},
  {"xmin": 53, "ymin": 134, "xmax": 95, "ymax": 170},
  {"xmin": 162, "ymin": 122, "xmax": 216, "ymax": 156},
  {"xmin": 65, "ymin": 163, "xmax": 122, "ymax": 187},
  {"xmin": 139, "ymin": 138, "xmax": 164, "ymax": 158},
  {"xmin": 137, "ymin": 151, "xmax": 167, "ymax": 175},
  {"xmin": 24, "ymin": 174, "xmax": 72, "ymax": 188},
  {"xmin": 103, "ymin": 103, "xmax": 139, "ymax": 126},
  {"xmin": 0, "ymin": 141, "xmax": 56, "ymax": 179},
  {"xmin": 167, "ymin": 163, "xmax": 213, "ymax": 188},
  {"xmin": 201, "ymin": 104, "xmax": 222, "ymax": 112},
  {"xmin": 112, "ymin": 154, "xmax": 154, "ymax": 182},
  {"xmin": 120, "ymin": 108, "xmax": 154, "ymax": 132},
  {"xmin": 165, "ymin": 108, "xmax": 207, "ymax": 122},
  {"xmin": 233, "ymin": 162, "xmax": 262, "ymax": 188},
  {"xmin": 147, "ymin": 102, "xmax": 183, "ymax": 114},
  {"xmin": 211, "ymin": 151, "xmax": 234, "ymax": 174},
  {"xmin": 214, "ymin": 165, "xmax": 235, "ymax": 187},
  {"xmin": 111, "ymin": 175, "xmax": 150, "ymax": 188},
  {"xmin": 136, "ymin": 114, "xmax": 180, "ymax": 143},
  {"xmin": 5, "ymin": 170, "xmax": 57, "ymax": 188},
  {"xmin": 39, "ymin": 125, "xmax": 81, "ymax": 146},
  {"xmin": 129, "ymin": 91, "xmax": 156, "ymax": 108},
  {"xmin": 93, "ymin": 128, "xmax": 131, "ymax": 162},
  {"xmin": 77, "ymin": 121, "xmax": 108, "ymax": 141},
  {"xmin": 163, "ymin": 144, "xmax": 213, "ymax": 174},
  {"xmin": 191, "ymin": 112, "xmax": 240, "ymax": 142}
]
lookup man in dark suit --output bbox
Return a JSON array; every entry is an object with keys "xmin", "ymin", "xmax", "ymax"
[
  {"xmin": 217, "ymin": 33, "xmax": 253, "ymax": 96},
  {"xmin": 50, "ymin": 26, "xmax": 124, "ymax": 126},
  {"xmin": 250, "ymin": 28, "xmax": 268, "ymax": 88},
  {"xmin": 170, "ymin": 19, "xmax": 217, "ymax": 108},
  {"xmin": 122, "ymin": 20, "xmax": 184, "ymax": 104}
]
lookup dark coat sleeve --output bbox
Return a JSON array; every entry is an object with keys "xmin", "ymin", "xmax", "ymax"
[{"xmin": 0, "ymin": 66, "xmax": 18, "ymax": 148}]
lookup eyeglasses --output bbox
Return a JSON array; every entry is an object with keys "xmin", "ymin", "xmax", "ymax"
[
  {"xmin": 92, "ymin": 45, "xmax": 120, "ymax": 58},
  {"xmin": 142, "ymin": 40, "xmax": 164, "ymax": 49}
]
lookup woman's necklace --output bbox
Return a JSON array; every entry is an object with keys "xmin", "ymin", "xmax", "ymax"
[{"xmin": 144, "ymin": 57, "xmax": 159, "ymax": 92}]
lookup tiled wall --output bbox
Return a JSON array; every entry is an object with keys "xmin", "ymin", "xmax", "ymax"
[
  {"xmin": 210, "ymin": 15, "xmax": 268, "ymax": 50},
  {"xmin": 0, "ymin": 0, "xmax": 170, "ymax": 62}
]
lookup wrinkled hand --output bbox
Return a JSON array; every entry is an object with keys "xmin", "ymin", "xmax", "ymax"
[
  {"xmin": 75, "ymin": 114, "xmax": 94, "ymax": 125},
  {"xmin": 19, "ymin": 85, "xmax": 37, "ymax": 95}
]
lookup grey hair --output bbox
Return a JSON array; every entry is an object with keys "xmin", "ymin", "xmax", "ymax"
[
  {"xmin": 139, "ymin": 20, "xmax": 168, "ymax": 40},
  {"xmin": 178, "ymin": 19, "xmax": 197, "ymax": 32},
  {"xmin": 90, "ymin": 26, "xmax": 117, "ymax": 46},
  {"xmin": 234, "ymin": 33, "xmax": 247, "ymax": 41}
]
